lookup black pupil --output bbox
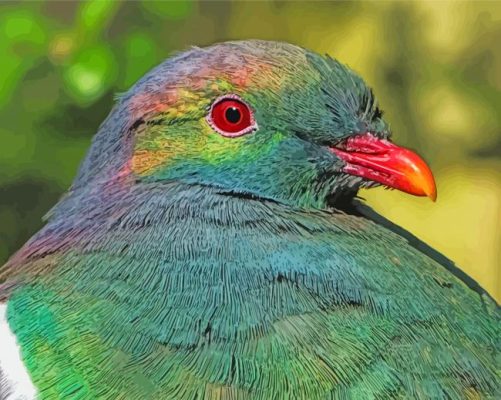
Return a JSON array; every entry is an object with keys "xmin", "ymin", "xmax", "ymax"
[{"xmin": 225, "ymin": 106, "xmax": 241, "ymax": 124}]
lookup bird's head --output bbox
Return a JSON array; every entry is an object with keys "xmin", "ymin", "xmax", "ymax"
[{"xmin": 75, "ymin": 40, "xmax": 436, "ymax": 210}]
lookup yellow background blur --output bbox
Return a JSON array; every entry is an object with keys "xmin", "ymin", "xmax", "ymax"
[{"xmin": 0, "ymin": 1, "xmax": 499, "ymax": 301}]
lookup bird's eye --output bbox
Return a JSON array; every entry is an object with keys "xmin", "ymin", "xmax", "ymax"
[{"xmin": 206, "ymin": 95, "xmax": 257, "ymax": 137}]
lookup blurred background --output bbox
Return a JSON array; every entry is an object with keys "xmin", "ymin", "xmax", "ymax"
[{"xmin": 0, "ymin": 0, "xmax": 499, "ymax": 301}]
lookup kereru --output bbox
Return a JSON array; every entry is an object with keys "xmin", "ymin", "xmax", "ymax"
[{"xmin": 0, "ymin": 40, "xmax": 499, "ymax": 400}]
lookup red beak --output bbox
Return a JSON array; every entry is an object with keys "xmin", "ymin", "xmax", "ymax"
[{"xmin": 329, "ymin": 133, "xmax": 437, "ymax": 201}]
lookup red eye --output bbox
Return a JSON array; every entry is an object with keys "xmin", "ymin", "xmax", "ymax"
[{"xmin": 206, "ymin": 95, "xmax": 257, "ymax": 137}]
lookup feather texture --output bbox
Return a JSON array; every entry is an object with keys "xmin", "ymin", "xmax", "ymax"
[
  {"xmin": 2, "ymin": 183, "xmax": 499, "ymax": 399},
  {"xmin": 0, "ymin": 40, "xmax": 499, "ymax": 399}
]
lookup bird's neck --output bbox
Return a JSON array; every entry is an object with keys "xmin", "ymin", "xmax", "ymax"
[
  {"xmin": 10, "ymin": 181, "xmax": 324, "ymax": 265},
  {"xmin": 2, "ymin": 180, "xmax": 372, "ymax": 349},
  {"xmin": 5, "ymin": 180, "xmax": 358, "ymax": 283}
]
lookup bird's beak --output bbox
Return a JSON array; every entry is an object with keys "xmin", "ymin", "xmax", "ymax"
[{"xmin": 329, "ymin": 133, "xmax": 437, "ymax": 201}]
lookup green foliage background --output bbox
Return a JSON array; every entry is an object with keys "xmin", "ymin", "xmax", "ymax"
[{"xmin": 0, "ymin": 0, "xmax": 500, "ymax": 301}]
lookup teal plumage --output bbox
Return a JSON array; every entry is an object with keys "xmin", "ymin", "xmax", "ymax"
[{"xmin": 0, "ymin": 40, "xmax": 499, "ymax": 399}]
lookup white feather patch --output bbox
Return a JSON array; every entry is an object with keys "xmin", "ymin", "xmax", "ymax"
[{"xmin": 0, "ymin": 303, "xmax": 37, "ymax": 400}]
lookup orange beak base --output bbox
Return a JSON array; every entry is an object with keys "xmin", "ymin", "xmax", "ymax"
[{"xmin": 329, "ymin": 133, "xmax": 437, "ymax": 201}]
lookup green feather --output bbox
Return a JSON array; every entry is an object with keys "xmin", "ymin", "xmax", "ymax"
[
  {"xmin": 1, "ymin": 40, "xmax": 499, "ymax": 399},
  {"xmin": 4, "ymin": 184, "xmax": 500, "ymax": 399}
]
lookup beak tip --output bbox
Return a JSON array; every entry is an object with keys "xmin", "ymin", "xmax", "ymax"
[{"xmin": 424, "ymin": 184, "xmax": 437, "ymax": 202}]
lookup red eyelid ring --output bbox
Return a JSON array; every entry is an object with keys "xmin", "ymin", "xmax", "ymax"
[{"xmin": 206, "ymin": 94, "xmax": 258, "ymax": 137}]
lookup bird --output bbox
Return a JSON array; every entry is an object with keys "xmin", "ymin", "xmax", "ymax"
[{"xmin": 0, "ymin": 40, "xmax": 499, "ymax": 400}]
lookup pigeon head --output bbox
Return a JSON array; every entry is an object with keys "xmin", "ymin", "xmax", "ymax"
[{"xmin": 73, "ymin": 40, "xmax": 436, "ymax": 210}]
